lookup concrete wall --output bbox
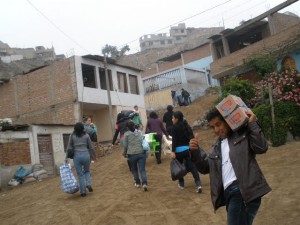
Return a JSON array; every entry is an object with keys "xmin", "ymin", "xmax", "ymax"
[
  {"xmin": 74, "ymin": 56, "xmax": 145, "ymax": 109},
  {"xmin": 0, "ymin": 125, "xmax": 73, "ymax": 190},
  {"xmin": 0, "ymin": 55, "xmax": 23, "ymax": 63},
  {"xmin": 211, "ymin": 22, "xmax": 300, "ymax": 78}
]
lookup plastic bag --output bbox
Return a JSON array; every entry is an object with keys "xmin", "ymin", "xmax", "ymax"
[
  {"xmin": 14, "ymin": 166, "xmax": 31, "ymax": 182},
  {"xmin": 142, "ymin": 138, "xmax": 150, "ymax": 151},
  {"xmin": 59, "ymin": 163, "xmax": 79, "ymax": 194},
  {"xmin": 170, "ymin": 159, "xmax": 187, "ymax": 181}
]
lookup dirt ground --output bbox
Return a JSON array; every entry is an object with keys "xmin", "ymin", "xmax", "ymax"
[{"xmin": 1, "ymin": 94, "xmax": 299, "ymax": 225}]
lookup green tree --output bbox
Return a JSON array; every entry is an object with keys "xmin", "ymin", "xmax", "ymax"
[{"xmin": 101, "ymin": 44, "xmax": 130, "ymax": 59}]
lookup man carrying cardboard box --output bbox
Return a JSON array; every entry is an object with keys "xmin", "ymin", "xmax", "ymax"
[{"xmin": 189, "ymin": 104, "xmax": 271, "ymax": 225}]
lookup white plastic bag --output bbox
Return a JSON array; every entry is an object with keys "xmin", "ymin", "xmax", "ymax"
[{"xmin": 59, "ymin": 163, "xmax": 79, "ymax": 194}]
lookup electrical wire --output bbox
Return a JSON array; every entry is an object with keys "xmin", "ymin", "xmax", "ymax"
[
  {"xmin": 119, "ymin": 0, "xmax": 233, "ymax": 48},
  {"xmin": 26, "ymin": 0, "xmax": 91, "ymax": 54}
]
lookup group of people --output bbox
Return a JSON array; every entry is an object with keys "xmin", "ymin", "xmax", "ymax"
[
  {"xmin": 171, "ymin": 88, "xmax": 191, "ymax": 107},
  {"xmin": 65, "ymin": 102, "xmax": 271, "ymax": 225}
]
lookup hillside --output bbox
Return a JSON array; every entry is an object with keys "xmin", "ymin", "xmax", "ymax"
[{"xmin": 1, "ymin": 93, "xmax": 299, "ymax": 225}]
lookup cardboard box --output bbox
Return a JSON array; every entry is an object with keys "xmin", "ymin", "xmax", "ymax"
[
  {"xmin": 216, "ymin": 95, "xmax": 252, "ymax": 131},
  {"xmin": 216, "ymin": 95, "xmax": 247, "ymax": 117},
  {"xmin": 224, "ymin": 107, "xmax": 249, "ymax": 131}
]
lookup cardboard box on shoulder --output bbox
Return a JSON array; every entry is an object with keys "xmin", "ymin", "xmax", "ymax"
[{"xmin": 216, "ymin": 95, "xmax": 252, "ymax": 131}]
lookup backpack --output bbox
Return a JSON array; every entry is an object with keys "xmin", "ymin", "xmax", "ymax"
[{"xmin": 84, "ymin": 125, "xmax": 97, "ymax": 142}]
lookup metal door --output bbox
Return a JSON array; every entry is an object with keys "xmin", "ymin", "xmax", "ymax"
[{"xmin": 37, "ymin": 135, "xmax": 55, "ymax": 176}]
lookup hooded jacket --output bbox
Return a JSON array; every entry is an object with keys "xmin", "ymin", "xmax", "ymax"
[
  {"xmin": 191, "ymin": 121, "xmax": 271, "ymax": 211},
  {"xmin": 123, "ymin": 129, "xmax": 144, "ymax": 155}
]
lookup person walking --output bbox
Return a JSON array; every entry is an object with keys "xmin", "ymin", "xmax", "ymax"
[
  {"xmin": 65, "ymin": 122, "xmax": 95, "ymax": 197},
  {"xmin": 129, "ymin": 105, "xmax": 143, "ymax": 130},
  {"xmin": 146, "ymin": 111, "xmax": 169, "ymax": 164},
  {"xmin": 163, "ymin": 105, "xmax": 174, "ymax": 136},
  {"xmin": 189, "ymin": 107, "xmax": 271, "ymax": 225},
  {"xmin": 123, "ymin": 121, "xmax": 148, "ymax": 191},
  {"xmin": 112, "ymin": 112, "xmax": 131, "ymax": 171},
  {"xmin": 171, "ymin": 111, "xmax": 202, "ymax": 193},
  {"xmin": 171, "ymin": 90, "xmax": 177, "ymax": 107},
  {"xmin": 181, "ymin": 88, "xmax": 190, "ymax": 106},
  {"xmin": 83, "ymin": 117, "xmax": 98, "ymax": 143}
]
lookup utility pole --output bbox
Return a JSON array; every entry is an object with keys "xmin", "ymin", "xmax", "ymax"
[{"xmin": 104, "ymin": 55, "xmax": 115, "ymax": 137}]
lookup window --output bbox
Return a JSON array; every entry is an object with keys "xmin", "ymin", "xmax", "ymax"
[
  {"xmin": 168, "ymin": 40, "xmax": 172, "ymax": 44},
  {"xmin": 129, "ymin": 75, "xmax": 139, "ymax": 95},
  {"xmin": 99, "ymin": 67, "xmax": 113, "ymax": 90},
  {"xmin": 160, "ymin": 40, "xmax": 165, "ymax": 45},
  {"xmin": 82, "ymin": 64, "xmax": 96, "ymax": 88},
  {"xmin": 117, "ymin": 72, "xmax": 128, "ymax": 93},
  {"xmin": 176, "ymin": 37, "xmax": 181, "ymax": 40}
]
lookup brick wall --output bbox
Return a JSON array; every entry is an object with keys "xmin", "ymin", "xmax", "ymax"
[
  {"xmin": 0, "ymin": 59, "xmax": 77, "ymax": 125},
  {"xmin": 142, "ymin": 43, "xmax": 211, "ymax": 78},
  {"xmin": 211, "ymin": 22, "xmax": 300, "ymax": 78},
  {"xmin": 0, "ymin": 139, "xmax": 31, "ymax": 166}
]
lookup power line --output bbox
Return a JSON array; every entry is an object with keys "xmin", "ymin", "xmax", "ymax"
[
  {"xmin": 119, "ymin": 0, "xmax": 233, "ymax": 48},
  {"xmin": 26, "ymin": 0, "xmax": 91, "ymax": 54}
]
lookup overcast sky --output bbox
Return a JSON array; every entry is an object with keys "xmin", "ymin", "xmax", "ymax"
[{"xmin": 1, "ymin": 0, "xmax": 299, "ymax": 57}]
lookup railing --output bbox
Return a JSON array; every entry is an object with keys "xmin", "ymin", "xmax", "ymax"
[{"xmin": 143, "ymin": 68, "xmax": 182, "ymax": 94}]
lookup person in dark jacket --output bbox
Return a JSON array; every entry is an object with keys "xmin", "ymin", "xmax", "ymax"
[
  {"xmin": 171, "ymin": 111, "xmax": 202, "ymax": 193},
  {"xmin": 163, "ymin": 105, "xmax": 174, "ymax": 136},
  {"xmin": 146, "ymin": 111, "xmax": 170, "ymax": 164},
  {"xmin": 112, "ymin": 112, "xmax": 131, "ymax": 171},
  {"xmin": 189, "ymin": 107, "xmax": 271, "ymax": 225}
]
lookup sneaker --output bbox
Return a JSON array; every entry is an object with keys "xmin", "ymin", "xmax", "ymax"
[
  {"xmin": 143, "ymin": 184, "xmax": 148, "ymax": 191},
  {"xmin": 134, "ymin": 183, "xmax": 140, "ymax": 188},
  {"xmin": 86, "ymin": 185, "xmax": 93, "ymax": 192},
  {"xmin": 81, "ymin": 193, "xmax": 87, "ymax": 197},
  {"xmin": 196, "ymin": 186, "xmax": 202, "ymax": 193},
  {"xmin": 178, "ymin": 184, "xmax": 184, "ymax": 190}
]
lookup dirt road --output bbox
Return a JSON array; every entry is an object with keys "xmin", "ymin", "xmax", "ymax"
[{"xmin": 0, "ymin": 139, "xmax": 299, "ymax": 225}]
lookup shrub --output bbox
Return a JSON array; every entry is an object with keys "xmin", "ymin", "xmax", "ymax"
[
  {"xmin": 218, "ymin": 77, "xmax": 256, "ymax": 105},
  {"xmin": 252, "ymin": 101, "xmax": 300, "ymax": 146}
]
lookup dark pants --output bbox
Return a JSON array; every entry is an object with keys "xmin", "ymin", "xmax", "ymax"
[
  {"xmin": 175, "ymin": 150, "xmax": 201, "ymax": 187},
  {"xmin": 224, "ymin": 183, "xmax": 261, "ymax": 225},
  {"xmin": 154, "ymin": 134, "xmax": 162, "ymax": 164}
]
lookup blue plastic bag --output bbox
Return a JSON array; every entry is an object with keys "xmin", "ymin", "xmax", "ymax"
[{"xmin": 14, "ymin": 166, "xmax": 31, "ymax": 182}]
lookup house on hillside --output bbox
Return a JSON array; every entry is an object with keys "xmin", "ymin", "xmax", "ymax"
[
  {"xmin": 209, "ymin": 1, "xmax": 300, "ymax": 83},
  {"xmin": 141, "ymin": 42, "xmax": 220, "ymax": 109},
  {"xmin": 0, "ymin": 55, "xmax": 145, "ymax": 181}
]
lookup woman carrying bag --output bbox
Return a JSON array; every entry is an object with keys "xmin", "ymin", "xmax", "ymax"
[
  {"xmin": 170, "ymin": 111, "xmax": 202, "ymax": 193},
  {"xmin": 66, "ymin": 122, "xmax": 95, "ymax": 197},
  {"xmin": 123, "ymin": 121, "xmax": 148, "ymax": 191}
]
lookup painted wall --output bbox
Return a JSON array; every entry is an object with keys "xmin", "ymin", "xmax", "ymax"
[
  {"xmin": 276, "ymin": 50, "xmax": 300, "ymax": 71},
  {"xmin": 74, "ymin": 56, "xmax": 145, "ymax": 108}
]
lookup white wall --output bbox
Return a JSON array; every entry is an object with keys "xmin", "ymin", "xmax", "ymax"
[
  {"xmin": 0, "ymin": 55, "xmax": 23, "ymax": 63},
  {"xmin": 31, "ymin": 125, "xmax": 73, "ymax": 165},
  {"xmin": 74, "ymin": 56, "xmax": 145, "ymax": 108}
]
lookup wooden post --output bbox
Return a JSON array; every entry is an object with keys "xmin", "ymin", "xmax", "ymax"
[{"xmin": 268, "ymin": 83, "xmax": 275, "ymax": 129}]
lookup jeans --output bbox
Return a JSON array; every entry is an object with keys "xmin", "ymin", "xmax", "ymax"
[
  {"xmin": 128, "ymin": 152, "xmax": 147, "ymax": 185},
  {"xmin": 224, "ymin": 184, "xmax": 261, "ymax": 225},
  {"xmin": 176, "ymin": 150, "xmax": 201, "ymax": 187},
  {"xmin": 73, "ymin": 151, "xmax": 91, "ymax": 194}
]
